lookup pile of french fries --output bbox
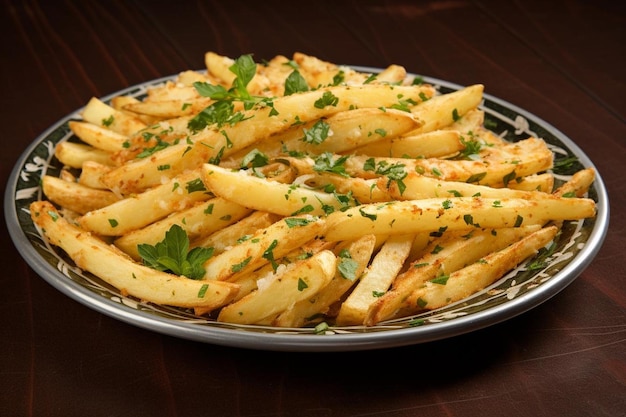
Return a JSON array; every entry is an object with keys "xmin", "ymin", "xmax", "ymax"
[{"xmin": 30, "ymin": 51, "xmax": 597, "ymax": 328}]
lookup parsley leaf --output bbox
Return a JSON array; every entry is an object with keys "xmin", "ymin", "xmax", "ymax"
[
  {"xmin": 137, "ymin": 224, "xmax": 213, "ymax": 280},
  {"xmin": 284, "ymin": 70, "xmax": 309, "ymax": 96}
]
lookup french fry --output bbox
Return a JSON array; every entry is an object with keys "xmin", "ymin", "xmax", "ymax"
[
  {"xmin": 78, "ymin": 170, "xmax": 213, "ymax": 236},
  {"xmin": 101, "ymin": 140, "xmax": 213, "ymax": 195},
  {"xmin": 217, "ymin": 249, "xmax": 337, "ymax": 324},
  {"xmin": 33, "ymin": 51, "xmax": 598, "ymax": 329},
  {"xmin": 114, "ymin": 198, "xmax": 252, "ymax": 260},
  {"xmin": 365, "ymin": 226, "xmax": 541, "ymax": 325},
  {"xmin": 354, "ymin": 129, "xmax": 463, "ymax": 158},
  {"xmin": 201, "ymin": 163, "xmax": 357, "ymax": 216},
  {"xmin": 227, "ymin": 107, "xmax": 422, "ymax": 162},
  {"xmin": 336, "ymin": 234, "xmax": 414, "ymax": 325},
  {"xmin": 191, "ymin": 211, "xmax": 282, "ymax": 254},
  {"xmin": 55, "ymin": 141, "xmax": 115, "ymax": 168},
  {"xmin": 382, "ymin": 171, "xmax": 556, "ymax": 201},
  {"xmin": 408, "ymin": 84, "xmax": 484, "ymax": 134},
  {"xmin": 42, "ymin": 175, "xmax": 120, "ymax": 214},
  {"xmin": 68, "ymin": 121, "xmax": 130, "ymax": 153},
  {"xmin": 202, "ymin": 215, "xmax": 326, "ymax": 281},
  {"xmin": 345, "ymin": 137, "xmax": 554, "ymax": 186},
  {"xmin": 81, "ymin": 97, "xmax": 147, "ymax": 136},
  {"xmin": 323, "ymin": 196, "xmax": 596, "ymax": 242},
  {"xmin": 298, "ymin": 172, "xmax": 392, "ymax": 203},
  {"xmin": 221, "ymin": 239, "xmax": 337, "ymax": 307},
  {"xmin": 30, "ymin": 201, "xmax": 239, "ymax": 309},
  {"xmin": 553, "ymin": 167, "xmax": 595, "ymax": 197},
  {"xmin": 507, "ymin": 173, "xmax": 554, "ymax": 193},
  {"xmin": 110, "ymin": 95, "xmax": 161, "ymax": 125},
  {"xmin": 78, "ymin": 161, "xmax": 113, "ymax": 189},
  {"xmin": 400, "ymin": 225, "xmax": 559, "ymax": 315},
  {"xmin": 122, "ymin": 97, "xmax": 214, "ymax": 119},
  {"xmin": 272, "ymin": 234, "xmax": 376, "ymax": 327}
]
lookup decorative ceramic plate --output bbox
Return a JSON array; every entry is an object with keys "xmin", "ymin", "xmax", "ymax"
[{"xmin": 5, "ymin": 68, "xmax": 609, "ymax": 352}]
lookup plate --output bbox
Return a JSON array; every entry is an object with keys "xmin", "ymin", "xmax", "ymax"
[{"xmin": 5, "ymin": 69, "xmax": 609, "ymax": 352}]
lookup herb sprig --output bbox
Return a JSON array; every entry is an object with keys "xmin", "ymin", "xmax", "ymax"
[{"xmin": 138, "ymin": 224, "xmax": 213, "ymax": 280}]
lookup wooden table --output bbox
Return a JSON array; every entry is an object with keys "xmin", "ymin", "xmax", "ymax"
[{"xmin": 2, "ymin": 1, "xmax": 624, "ymax": 416}]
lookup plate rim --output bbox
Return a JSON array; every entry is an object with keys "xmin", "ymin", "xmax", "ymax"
[{"xmin": 4, "ymin": 69, "xmax": 610, "ymax": 352}]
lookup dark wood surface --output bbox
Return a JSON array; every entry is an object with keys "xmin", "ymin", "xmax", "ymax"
[{"xmin": 2, "ymin": 1, "xmax": 624, "ymax": 416}]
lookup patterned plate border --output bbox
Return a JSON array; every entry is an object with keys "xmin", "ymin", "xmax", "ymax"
[{"xmin": 5, "ymin": 69, "xmax": 610, "ymax": 351}]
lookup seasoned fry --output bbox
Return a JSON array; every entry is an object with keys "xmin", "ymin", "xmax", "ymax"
[
  {"xmin": 336, "ymin": 234, "xmax": 414, "ymax": 325},
  {"xmin": 201, "ymin": 163, "xmax": 357, "ymax": 216},
  {"xmin": 272, "ymin": 235, "xmax": 376, "ymax": 327},
  {"xmin": 365, "ymin": 226, "xmax": 541, "ymax": 325},
  {"xmin": 202, "ymin": 215, "xmax": 326, "ymax": 282},
  {"xmin": 78, "ymin": 170, "xmax": 213, "ymax": 236},
  {"xmin": 55, "ymin": 141, "xmax": 114, "ymax": 168},
  {"xmin": 30, "ymin": 201, "xmax": 239, "ymax": 309},
  {"xmin": 226, "ymin": 107, "xmax": 422, "ymax": 162},
  {"xmin": 397, "ymin": 225, "xmax": 559, "ymax": 316},
  {"xmin": 81, "ymin": 97, "xmax": 147, "ymax": 136},
  {"xmin": 323, "ymin": 196, "xmax": 595, "ymax": 242},
  {"xmin": 217, "ymin": 250, "xmax": 337, "ymax": 324},
  {"xmin": 114, "ymin": 198, "xmax": 252, "ymax": 260},
  {"xmin": 32, "ymin": 51, "xmax": 597, "ymax": 328},
  {"xmin": 42, "ymin": 175, "xmax": 120, "ymax": 214},
  {"xmin": 69, "ymin": 121, "xmax": 130, "ymax": 153}
]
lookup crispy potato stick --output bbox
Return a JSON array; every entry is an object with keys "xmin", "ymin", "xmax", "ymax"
[
  {"xmin": 217, "ymin": 250, "xmax": 337, "ymax": 324},
  {"xmin": 228, "ymin": 107, "xmax": 421, "ymax": 161},
  {"xmin": 336, "ymin": 234, "xmax": 415, "ymax": 325},
  {"xmin": 145, "ymin": 80, "xmax": 202, "ymax": 101},
  {"xmin": 78, "ymin": 161, "xmax": 113, "ymax": 189},
  {"xmin": 408, "ymin": 84, "xmax": 484, "ymax": 134},
  {"xmin": 323, "ymin": 196, "xmax": 596, "ymax": 242},
  {"xmin": 553, "ymin": 168, "xmax": 595, "ymax": 197},
  {"xmin": 101, "ymin": 140, "xmax": 213, "ymax": 195},
  {"xmin": 192, "ymin": 83, "xmax": 437, "ymax": 156},
  {"xmin": 443, "ymin": 108, "xmax": 486, "ymax": 135},
  {"xmin": 110, "ymin": 95, "xmax": 161, "ymax": 125},
  {"xmin": 191, "ymin": 211, "xmax": 282, "ymax": 254},
  {"xmin": 55, "ymin": 141, "xmax": 114, "ymax": 168},
  {"xmin": 354, "ymin": 129, "xmax": 463, "ymax": 158},
  {"xmin": 507, "ymin": 173, "xmax": 554, "ymax": 193},
  {"xmin": 115, "ymin": 198, "xmax": 252, "ymax": 260},
  {"xmin": 403, "ymin": 225, "xmax": 559, "ymax": 313},
  {"xmin": 375, "ymin": 64, "xmax": 407, "ymax": 84},
  {"xmin": 345, "ymin": 137, "xmax": 554, "ymax": 186},
  {"xmin": 32, "ymin": 51, "xmax": 600, "ymax": 329},
  {"xmin": 42, "ymin": 175, "xmax": 120, "ymax": 214},
  {"xmin": 272, "ymin": 235, "xmax": 377, "ymax": 327},
  {"xmin": 299, "ymin": 172, "xmax": 392, "ymax": 203},
  {"xmin": 293, "ymin": 53, "xmax": 406, "ymax": 87},
  {"xmin": 81, "ymin": 97, "xmax": 146, "ymax": 136},
  {"xmin": 202, "ymin": 215, "xmax": 326, "ymax": 281},
  {"xmin": 30, "ymin": 201, "xmax": 239, "ymax": 309},
  {"xmin": 201, "ymin": 163, "xmax": 356, "ymax": 216},
  {"xmin": 68, "ymin": 121, "xmax": 130, "ymax": 153},
  {"xmin": 123, "ymin": 97, "xmax": 214, "ymax": 119},
  {"xmin": 105, "ymin": 84, "xmax": 436, "ymax": 194},
  {"xmin": 78, "ymin": 170, "xmax": 213, "ymax": 236},
  {"xmin": 196, "ymin": 240, "xmax": 335, "ymax": 316},
  {"xmin": 365, "ymin": 226, "xmax": 540, "ymax": 325},
  {"xmin": 223, "ymin": 239, "xmax": 336, "ymax": 306},
  {"xmin": 383, "ymin": 171, "xmax": 557, "ymax": 201},
  {"xmin": 176, "ymin": 70, "xmax": 212, "ymax": 86}
]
